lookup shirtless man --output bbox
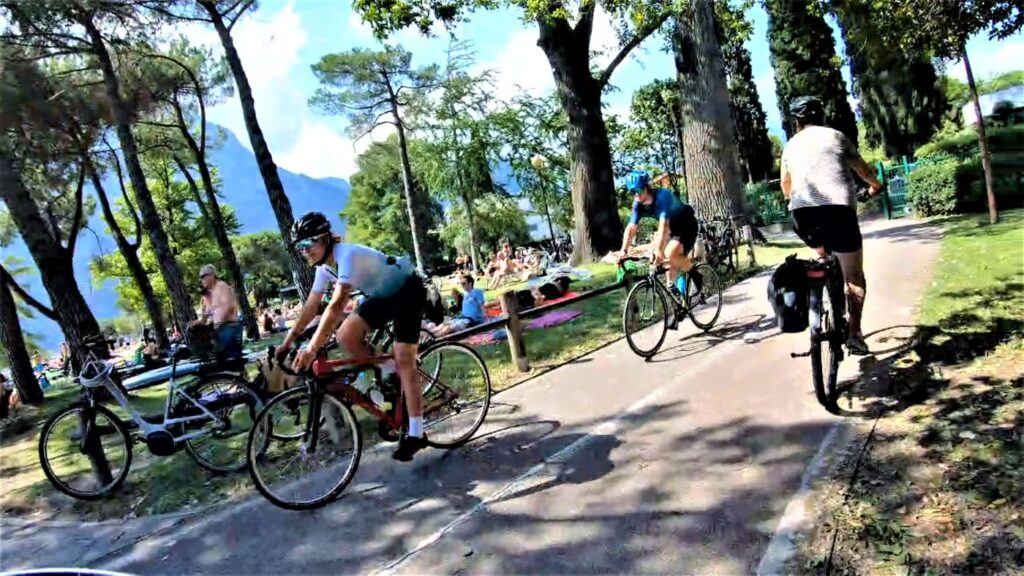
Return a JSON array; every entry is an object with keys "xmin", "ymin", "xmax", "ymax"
[{"xmin": 198, "ymin": 264, "xmax": 243, "ymax": 358}]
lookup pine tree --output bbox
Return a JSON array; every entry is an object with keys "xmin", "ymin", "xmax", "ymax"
[{"xmin": 765, "ymin": 0, "xmax": 858, "ymax": 142}]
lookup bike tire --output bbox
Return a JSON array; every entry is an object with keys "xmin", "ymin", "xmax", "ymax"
[
  {"xmin": 248, "ymin": 387, "xmax": 362, "ymax": 510},
  {"xmin": 623, "ymin": 279, "xmax": 669, "ymax": 358},
  {"xmin": 38, "ymin": 402, "xmax": 132, "ymax": 501},
  {"xmin": 687, "ymin": 263, "xmax": 723, "ymax": 331},
  {"xmin": 181, "ymin": 375, "xmax": 263, "ymax": 474},
  {"xmin": 419, "ymin": 342, "xmax": 492, "ymax": 448},
  {"xmin": 811, "ymin": 287, "xmax": 842, "ymax": 410}
]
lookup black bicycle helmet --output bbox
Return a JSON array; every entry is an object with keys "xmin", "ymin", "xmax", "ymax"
[
  {"xmin": 292, "ymin": 212, "xmax": 331, "ymax": 244},
  {"xmin": 789, "ymin": 96, "xmax": 825, "ymax": 125}
]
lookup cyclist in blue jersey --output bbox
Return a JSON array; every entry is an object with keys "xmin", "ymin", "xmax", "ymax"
[
  {"xmin": 284, "ymin": 212, "xmax": 428, "ymax": 461},
  {"xmin": 615, "ymin": 170, "xmax": 701, "ymax": 329}
]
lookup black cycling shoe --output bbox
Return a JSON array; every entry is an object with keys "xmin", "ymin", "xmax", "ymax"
[{"xmin": 392, "ymin": 433, "xmax": 428, "ymax": 462}]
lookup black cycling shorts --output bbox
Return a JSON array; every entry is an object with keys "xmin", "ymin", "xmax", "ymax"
[
  {"xmin": 791, "ymin": 205, "xmax": 863, "ymax": 253},
  {"xmin": 668, "ymin": 206, "xmax": 699, "ymax": 255},
  {"xmin": 356, "ymin": 275, "xmax": 425, "ymax": 345}
]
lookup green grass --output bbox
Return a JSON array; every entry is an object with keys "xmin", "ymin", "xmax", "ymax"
[{"xmin": 795, "ymin": 209, "xmax": 1024, "ymax": 575}]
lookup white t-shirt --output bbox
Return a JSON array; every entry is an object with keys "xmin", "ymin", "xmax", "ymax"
[
  {"xmin": 781, "ymin": 125, "xmax": 860, "ymax": 210},
  {"xmin": 311, "ymin": 242, "xmax": 413, "ymax": 299}
]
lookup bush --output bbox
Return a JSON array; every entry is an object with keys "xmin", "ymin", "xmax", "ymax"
[
  {"xmin": 906, "ymin": 160, "xmax": 959, "ymax": 216},
  {"xmin": 744, "ymin": 181, "xmax": 788, "ymax": 226}
]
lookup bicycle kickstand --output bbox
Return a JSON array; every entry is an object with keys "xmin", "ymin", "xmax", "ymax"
[{"xmin": 790, "ymin": 348, "xmax": 813, "ymax": 358}]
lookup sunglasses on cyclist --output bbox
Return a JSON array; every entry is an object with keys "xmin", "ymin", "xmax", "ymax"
[{"xmin": 295, "ymin": 236, "xmax": 323, "ymax": 251}]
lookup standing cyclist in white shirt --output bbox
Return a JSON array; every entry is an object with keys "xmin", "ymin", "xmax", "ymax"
[
  {"xmin": 281, "ymin": 212, "xmax": 428, "ymax": 461},
  {"xmin": 780, "ymin": 96, "xmax": 883, "ymax": 355}
]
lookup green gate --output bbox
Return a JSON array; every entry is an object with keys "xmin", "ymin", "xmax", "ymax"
[{"xmin": 875, "ymin": 155, "xmax": 956, "ymax": 219}]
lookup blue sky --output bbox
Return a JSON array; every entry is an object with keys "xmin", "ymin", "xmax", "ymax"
[{"xmin": 192, "ymin": 0, "xmax": 1024, "ymax": 180}]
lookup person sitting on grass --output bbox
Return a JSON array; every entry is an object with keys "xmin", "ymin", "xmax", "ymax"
[{"xmin": 431, "ymin": 274, "xmax": 487, "ymax": 337}]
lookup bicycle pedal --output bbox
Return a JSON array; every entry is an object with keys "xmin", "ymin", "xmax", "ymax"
[{"xmin": 791, "ymin": 350, "xmax": 812, "ymax": 358}]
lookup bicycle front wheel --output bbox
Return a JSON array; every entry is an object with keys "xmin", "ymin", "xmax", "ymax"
[
  {"xmin": 687, "ymin": 263, "xmax": 723, "ymax": 331},
  {"xmin": 248, "ymin": 386, "xmax": 362, "ymax": 510},
  {"xmin": 419, "ymin": 342, "xmax": 491, "ymax": 448},
  {"xmin": 38, "ymin": 403, "xmax": 132, "ymax": 500},
  {"xmin": 181, "ymin": 376, "xmax": 262, "ymax": 474},
  {"xmin": 623, "ymin": 278, "xmax": 669, "ymax": 358}
]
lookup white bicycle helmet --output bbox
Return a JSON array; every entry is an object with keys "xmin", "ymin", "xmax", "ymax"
[{"xmin": 79, "ymin": 359, "xmax": 113, "ymax": 389}]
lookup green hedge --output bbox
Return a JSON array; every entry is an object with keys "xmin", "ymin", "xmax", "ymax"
[
  {"xmin": 915, "ymin": 124, "xmax": 1024, "ymax": 158},
  {"xmin": 905, "ymin": 159, "xmax": 987, "ymax": 216}
]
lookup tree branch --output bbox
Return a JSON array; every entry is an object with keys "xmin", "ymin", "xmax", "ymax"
[
  {"xmin": 0, "ymin": 265, "xmax": 58, "ymax": 320},
  {"xmin": 596, "ymin": 11, "xmax": 672, "ymax": 89},
  {"xmin": 226, "ymin": 0, "xmax": 255, "ymax": 30},
  {"xmin": 174, "ymin": 156, "xmax": 211, "ymax": 223},
  {"xmin": 65, "ymin": 166, "xmax": 86, "ymax": 256},
  {"xmin": 576, "ymin": 1, "xmax": 596, "ymax": 54},
  {"xmin": 352, "ymin": 119, "xmax": 396, "ymax": 143},
  {"xmin": 102, "ymin": 137, "xmax": 142, "ymax": 247}
]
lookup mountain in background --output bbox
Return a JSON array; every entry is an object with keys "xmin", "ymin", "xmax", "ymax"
[{"xmin": 7, "ymin": 124, "xmax": 350, "ymax": 352}]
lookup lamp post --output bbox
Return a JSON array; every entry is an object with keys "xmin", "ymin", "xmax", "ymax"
[{"xmin": 529, "ymin": 154, "xmax": 558, "ymax": 256}]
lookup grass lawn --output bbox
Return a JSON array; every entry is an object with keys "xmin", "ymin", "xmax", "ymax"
[{"xmin": 794, "ymin": 209, "xmax": 1024, "ymax": 574}]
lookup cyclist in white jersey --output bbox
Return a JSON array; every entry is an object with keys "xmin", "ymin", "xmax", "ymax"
[
  {"xmin": 780, "ymin": 96, "xmax": 883, "ymax": 354},
  {"xmin": 282, "ymin": 212, "xmax": 428, "ymax": 461}
]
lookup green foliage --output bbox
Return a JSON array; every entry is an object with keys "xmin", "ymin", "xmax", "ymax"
[
  {"xmin": 857, "ymin": 123, "xmax": 887, "ymax": 164},
  {"xmin": 865, "ymin": 1, "xmax": 1022, "ymax": 61},
  {"xmin": 744, "ymin": 180, "xmax": 789, "ymax": 226},
  {"xmin": 906, "ymin": 160, "xmax": 961, "ymax": 216},
  {"xmin": 489, "ymin": 90, "xmax": 574, "ymax": 234},
  {"xmin": 233, "ymin": 231, "xmax": 291, "ymax": 308},
  {"xmin": 91, "ymin": 155, "xmax": 239, "ymax": 319},
  {"xmin": 437, "ymin": 194, "xmax": 529, "ymax": 257},
  {"xmin": 836, "ymin": 0, "xmax": 947, "ymax": 159},
  {"xmin": 717, "ymin": 0, "xmax": 773, "ymax": 181},
  {"xmin": 343, "ymin": 136, "xmax": 444, "ymax": 261},
  {"xmin": 616, "ymin": 78, "xmax": 682, "ymax": 181},
  {"xmin": 764, "ymin": 0, "xmax": 858, "ymax": 142}
]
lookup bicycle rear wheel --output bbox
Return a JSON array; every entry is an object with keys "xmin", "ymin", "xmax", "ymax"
[
  {"xmin": 687, "ymin": 263, "xmax": 723, "ymax": 331},
  {"xmin": 811, "ymin": 286, "xmax": 843, "ymax": 410},
  {"xmin": 248, "ymin": 386, "xmax": 361, "ymax": 510},
  {"xmin": 419, "ymin": 342, "xmax": 491, "ymax": 448},
  {"xmin": 623, "ymin": 278, "xmax": 669, "ymax": 358}
]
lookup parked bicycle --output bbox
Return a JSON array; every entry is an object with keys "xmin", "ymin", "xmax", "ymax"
[
  {"xmin": 247, "ymin": 339, "xmax": 491, "ymax": 510},
  {"xmin": 619, "ymin": 256, "xmax": 724, "ymax": 358},
  {"xmin": 38, "ymin": 335, "xmax": 263, "ymax": 500},
  {"xmin": 698, "ymin": 217, "xmax": 739, "ymax": 274}
]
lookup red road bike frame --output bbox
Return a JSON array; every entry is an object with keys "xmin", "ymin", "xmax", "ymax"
[{"xmin": 311, "ymin": 354, "xmax": 405, "ymax": 433}]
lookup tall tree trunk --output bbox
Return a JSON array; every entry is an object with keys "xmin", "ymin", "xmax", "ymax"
[
  {"xmin": 460, "ymin": 191, "xmax": 480, "ymax": 273},
  {"xmin": 80, "ymin": 16, "xmax": 196, "ymax": 333},
  {"xmin": 0, "ymin": 152, "xmax": 108, "ymax": 369},
  {"xmin": 391, "ymin": 102, "xmax": 427, "ymax": 273},
  {"xmin": 0, "ymin": 270, "xmax": 43, "ymax": 404},
  {"xmin": 674, "ymin": 1, "xmax": 746, "ymax": 219},
  {"xmin": 86, "ymin": 159, "xmax": 170, "ymax": 350},
  {"xmin": 200, "ymin": 2, "xmax": 314, "ymax": 296},
  {"xmin": 963, "ymin": 49, "xmax": 998, "ymax": 225},
  {"xmin": 537, "ymin": 18, "xmax": 623, "ymax": 264},
  {"xmin": 174, "ymin": 118, "xmax": 260, "ymax": 340}
]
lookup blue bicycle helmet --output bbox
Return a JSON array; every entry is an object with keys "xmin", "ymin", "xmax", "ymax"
[{"xmin": 625, "ymin": 170, "xmax": 651, "ymax": 194}]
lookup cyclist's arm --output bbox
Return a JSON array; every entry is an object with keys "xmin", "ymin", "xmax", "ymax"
[
  {"xmin": 307, "ymin": 281, "xmax": 351, "ymax": 354},
  {"xmin": 620, "ymin": 201, "xmax": 642, "ymax": 253},
  {"xmin": 281, "ymin": 290, "xmax": 324, "ymax": 350},
  {"xmin": 780, "ymin": 160, "xmax": 792, "ymax": 199},
  {"xmin": 840, "ymin": 133, "xmax": 883, "ymax": 191}
]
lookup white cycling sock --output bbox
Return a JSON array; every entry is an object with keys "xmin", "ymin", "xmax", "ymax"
[{"xmin": 408, "ymin": 416, "xmax": 423, "ymax": 438}]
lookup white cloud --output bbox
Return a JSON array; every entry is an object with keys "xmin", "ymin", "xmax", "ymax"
[
  {"xmin": 485, "ymin": 28, "xmax": 553, "ymax": 101},
  {"xmin": 192, "ymin": 2, "xmax": 377, "ymax": 179}
]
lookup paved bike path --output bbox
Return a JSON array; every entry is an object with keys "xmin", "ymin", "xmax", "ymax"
[{"xmin": 10, "ymin": 218, "xmax": 939, "ymax": 575}]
